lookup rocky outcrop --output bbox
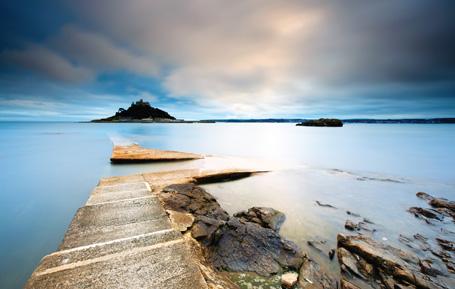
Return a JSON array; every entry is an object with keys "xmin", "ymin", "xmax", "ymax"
[
  {"xmin": 233, "ymin": 207, "xmax": 285, "ymax": 232},
  {"xmin": 158, "ymin": 183, "xmax": 304, "ymax": 276},
  {"xmin": 415, "ymin": 192, "xmax": 455, "ymax": 220},
  {"xmin": 207, "ymin": 217, "xmax": 304, "ymax": 276},
  {"xmin": 337, "ymin": 234, "xmax": 451, "ymax": 289},
  {"xmin": 92, "ymin": 99, "xmax": 176, "ymax": 122},
  {"xmin": 297, "ymin": 118, "xmax": 343, "ymax": 127}
]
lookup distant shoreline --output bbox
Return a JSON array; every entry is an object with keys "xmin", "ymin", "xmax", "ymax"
[
  {"xmin": 201, "ymin": 118, "xmax": 455, "ymax": 124},
  {"xmin": 82, "ymin": 118, "xmax": 455, "ymax": 124}
]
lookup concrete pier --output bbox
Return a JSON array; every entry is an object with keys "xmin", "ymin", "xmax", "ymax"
[
  {"xmin": 110, "ymin": 144, "xmax": 203, "ymax": 163},
  {"xmin": 25, "ymin": 169, "xmax": 260, "ymax": 289}
]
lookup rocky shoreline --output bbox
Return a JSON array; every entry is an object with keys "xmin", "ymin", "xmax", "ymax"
[{"xmin": 156, "ymin": 181, "xmax": 455, "ymax": 289}]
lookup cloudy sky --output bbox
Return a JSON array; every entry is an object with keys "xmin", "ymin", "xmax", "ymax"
[{"xmin": 0, "ymin": 0, "xmax": 454, "ymax": 120}]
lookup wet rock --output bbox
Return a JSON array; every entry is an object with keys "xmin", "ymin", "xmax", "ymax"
[
  {"xmin": 207, "ymin": 218, "xmax": 304, "ymax": 276},
  {"xmin": 315, "ymin": 201, "xmax": 336, "ymax": 208},
  {"xmin": 161, "ymin": 183, "xmax": 229, "ymax": 220},
  {"xmin": 362, "ymin": 218, "xmax": 374, "ymax": 224},
  {"xmin": 337, "ymin": 234, "xmax": 447, "ymax": 289},
  {"xmin": 419, "ymin": 259, "xmax": 443, "ymax": 277},
  {"xmin": 234, "ymin": 207, "xmax": 285, "ymax": 232},
  {"xmin": 344, "ymin": 220, "xmax": 371, "ymax": 232},
  {"xmin": 166, "ymin": 210, "xmax": 194, "ymax": 232},
  {"xmin": 281, "ymin": 272, "xmax": 298, "ymax": 288},
  {"xmin": 160, "ymin": 183, "xmax": 305, "ymax": 278},
  {"xmin": 416, "ymin": 192, "xmax": 455, "ymax": 221},
  {"xmin": 191, "ymin": 216, "xmax": 225, "ymax": 245},
  {"xmin": 408, "ymin": 207, "xmax": 443, "ymax": 221},
  {"xmin": 298, "ymin": 258, "xmax": 337, "ymax": 288},
  {"xmin": 345, "ymin": 220, "xmax": 359, "ymax": 231},
  {"xmin": 329, "ymin": 249, "xmax": 336, "ymax": 260},
  {"xmin": 307, "ymin": 239, "xmax": 326, "ymax": 252},
  {"xmin": 436, "ymin": 238, "xmax": 454, "ymax": 252},
  {"xmin": 340, "ymin": 278, "xmax": 361, "ymax": 289},
  {"xmin": 347, "ymin": 211, "xmax": 361, "ymax": 217}
]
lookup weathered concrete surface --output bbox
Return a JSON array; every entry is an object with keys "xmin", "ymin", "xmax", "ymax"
[
  {"xmin": 26, "ymin": 169, "xmax": 262, "ymax": 289},
  {"xmin": 110, "ymin": 144, "xmax": 203, "ymax": 163}
]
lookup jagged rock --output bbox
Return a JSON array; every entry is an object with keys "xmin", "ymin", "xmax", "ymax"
[
  {"xmin": 159, "ymin": 183, "xmax": 304, "ymax": 277},
  {"xmin": 281, "ymin": 272, "xmax": 299, "ymax": 288},
  {"xmin": 207, "ymin": 218, "xmax": 304, "ymax": 276},
  {"xmin": 337, "ymin": 234, "xmax": 448, "ymax": 289},
  {"xmin": 191, "ymin": 216, "xmax": 225, "ymax": 245},
  {"xmin": 298, "ymin": 258, "xmax": 337, "ymax": 288},
  {"xmin": 417, "ymin": 192, "xmax": 455, "ymax": 211},
  {"xmin": 436, "ymin": 238, "xmax": 454, "ymax": 252},
  {"xmin": 297, "ymin": 118, "xmax": 343, "ymax": 127},
  {"xmin": 160, "ymin": 184, "xmax": 229, "ymax": 221},
  {"xmin": 415, "ymin": 192, "xmax": 455, "ymax": 221},
  {"xmin": 408, "ymin": 207, "xmax": 443, "ymax": 221},
  {"xmin": 234, "ymin": 207, "xmax": 285, "ymax": 232}
]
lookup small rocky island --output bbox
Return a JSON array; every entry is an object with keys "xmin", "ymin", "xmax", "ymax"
[
  {"xmin": 297, "ymin": 118, "xmax": 343, "ymax": 127},
  {"xmin": 92, "ymin": 99, "xmax": 179, "ymax": 122}
]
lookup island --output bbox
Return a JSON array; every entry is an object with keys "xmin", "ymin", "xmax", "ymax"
[
  {"xmin": 92, "ymin": 99, "xmax": 180, "ymax": 122},
  {"xmin": 296, "ymin": 118, "xmax": 343, "ymax": 127}
]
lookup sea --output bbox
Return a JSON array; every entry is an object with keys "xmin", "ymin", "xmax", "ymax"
[{"xmin": 0, "ymin": 122, "xmax": 454, "ymax": 288}]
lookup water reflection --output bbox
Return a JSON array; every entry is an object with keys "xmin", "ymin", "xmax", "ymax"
[{"xmin": 0, "ymin": 122, "xmax": 454, "ymax": 288}]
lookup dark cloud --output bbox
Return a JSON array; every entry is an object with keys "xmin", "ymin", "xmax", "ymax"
[{"xmin": 0, "ymin": 0, "xmax": 454, "ymax": 119}]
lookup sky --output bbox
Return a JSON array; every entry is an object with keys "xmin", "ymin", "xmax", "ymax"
[{"xmin": 0, "ymin": 0, "xmax": 454, "ymax": 121}]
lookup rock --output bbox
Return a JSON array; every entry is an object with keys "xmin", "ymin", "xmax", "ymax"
[
  {"xmin": 344, "ymin": 220, "xmax": 358, "ymax": 231},
  {"xmin": 234, "ymin": 207, "xmax": 285, "ymax": 232},
  {"xmin": 315, "ymin": 201, "xmax": 336, "ymax": 208},
  {"xmin": 281, "ymin": 272, "xmax": 298, "ymax": 288},
  {"xmin": 207, "ymin": 218, "xmax": 304, "ymax": 276},
  {"xmin": 430, "ymin": 198, "xmax": 455, "ymax": 211},
  {"xmin": 167, "ymin": 210, "xmax": 195, "ymax": 232},
  {"xmin": 296, "ymin": 118, "xmax": 343, "ymax": 127},
  {"xmin": 159, "ymin": 183, "xmax": 304, "ymax": 277},
  {"xmin": 307, "ymin": 239, "xmax": 326, "ymax": 253},
  {"xmin": 337, "ymin": 234, "xmax": 447, "ymax": 289},
  {"xmin": 191, "ymin": 216, "xmax": 225, "ymax": 245},
  {"xmin": 416, "ymin": 192, "xmax": 455, "ymax": 211},
  {"xmin": 160, "ymin": 184, "xmax": 229, "ymax": 221},
  {"xmin": 436, "ymin": 238, "xmax": 454, "ymax": 252},
  {"xmin": 346, "ymin": 211, "xmax": 361, "ymax": 217},
  {"xmin": 298, "ymin": 258, "xmax": 337, "ymax": 288},
  {"xmin": 340, "ymin": 278, "xmax": 361, "ymax": 289},
  {"xmin": 329, "ymin": 249, "xmax": 336, "ymax": 260},
  {"xmin": 416, "ymin": 191, "xmax": 433, "ymax": 201},
  {"xmin": 408, "ymin": 207, "xmax": 443, "ymax": 221},
  {"xmin": 415, "ymin": 192, "xmax": 455, "ymax": 221}
]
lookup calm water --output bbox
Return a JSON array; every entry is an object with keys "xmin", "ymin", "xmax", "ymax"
[{"xmin": 0, "ymin": 122, "xmax": 454, "ymax": 288}]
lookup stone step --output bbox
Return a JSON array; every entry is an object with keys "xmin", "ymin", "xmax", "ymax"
[
  {"xmin": 36, "ymin": 229, "xmax": 181, "ymax": 272},
  {"xmin": 87, "ymin": 189, "xmax": 152, "ymax": 205},
  {"xmin": 93, "ymin": 182, "xmax": 150, "ymax": 194},
  {"xmin": 25, "ymin": 239, "xmax": 208, "ymax": 289},
  {"xmin": 60, "ymin": 197, "xmax": 170, "ymax": 250}
]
